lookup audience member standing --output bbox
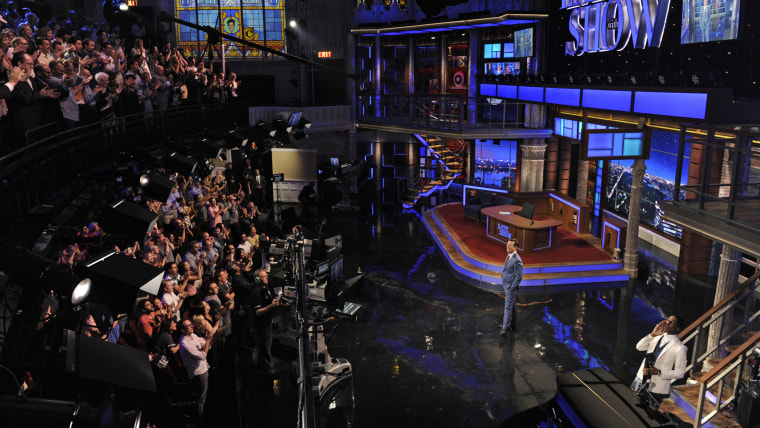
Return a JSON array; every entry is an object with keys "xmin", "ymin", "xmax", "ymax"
[{"xmin": 179, "ymin": 319, "xmax": 210, "ymax": 426}]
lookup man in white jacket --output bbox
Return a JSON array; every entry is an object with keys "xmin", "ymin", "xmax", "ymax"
[{"xmin": 635, "ymin": 315, "xmax": 688, "ymax": 402}]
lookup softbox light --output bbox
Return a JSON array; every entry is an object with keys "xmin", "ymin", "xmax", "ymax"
[
  {"xmin": 100, "ymin": 199, "xmax": 158, "ymax": 241},
  {"xmin": 164, "ymin": 152, "xmax": 197, "ymax": 176},
  {"xmin": 79, "ymin": 252, "xmax": 163, "ymax": 315},
  {"xmin": 139, "ymin": 172, "xmax": 175, "ymax": 203},
  {"xmin": 64, "ymin": 329, "xmax": 156, "ymax": 392}
]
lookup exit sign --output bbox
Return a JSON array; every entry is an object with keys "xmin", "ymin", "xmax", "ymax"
[{"xmin": 317, "ymin": 51, "xmax": 332, "ymax": 58}]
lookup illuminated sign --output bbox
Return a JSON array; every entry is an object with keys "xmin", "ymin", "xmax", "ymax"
[
  {"xmin": 561, "ymin": 0, "xmax": 671, "ymax": 55},
  {"xmin": 318, "ymin": 51, "xmax": 332, "ymax": 58},
  {"xmin": 497, "ymin": 224, "xmax": 512, "ymax": 239}
]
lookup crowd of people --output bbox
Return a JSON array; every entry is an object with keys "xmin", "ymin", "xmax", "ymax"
[
  {"xmin": 0, "ymin": 4, "xmax": 242, "ymax": 148},
  {"xmin": 53, "ymin": 157, "xmax": 284, "ymax": 427}
]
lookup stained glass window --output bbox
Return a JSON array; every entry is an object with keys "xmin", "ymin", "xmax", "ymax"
[{"xmin": 174, "ymin": 0, "xmax": 285, "ymax": 59}]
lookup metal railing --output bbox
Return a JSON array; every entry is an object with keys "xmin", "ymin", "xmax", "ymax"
[
  {"xmin": 356, "ymin": 93, "xmax": 539, "ymax": 131},
  {"xmin": 677, "ymin": 270, "xmax": 760, "ymax": 427},
  {"xmin": 0, "ymin": 104, "xmax": 249, "ymax": 238}
]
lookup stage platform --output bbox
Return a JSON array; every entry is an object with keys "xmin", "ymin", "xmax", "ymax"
[{"xmin": 422, "ymin": 203, "xmax": 630, "ymax": 293}]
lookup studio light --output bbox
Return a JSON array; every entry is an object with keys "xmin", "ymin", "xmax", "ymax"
[
  {"xmin": 118, "ymin": 0, "xmax": 128, "ymax": 11},
  {"xmin": 139, "ymin": 173, "xmax": 150, "ymax": 187},
  {"xmin": 289, "ymin": 19, "xmax": 297, "ymax": 28},
  {"xmin": 138, "ymin": 172, "xmax": 174, "ymax": 202},
  {"xmin": 70, "ymin": 278, "xmax": 91, "ymax": 305}
]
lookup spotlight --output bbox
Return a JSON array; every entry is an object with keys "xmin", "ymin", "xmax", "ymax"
[
  {"xmin": 118, "ymin": 0, "xmax": 128, "ymax": 11},
  {"xmin": 71, "ymin": 278, "xmax": 91, "ymax": 305},
  {"xmin": 289, "ymin": 19, "xmax": 297, "ymax": 28},
  {"xmin": 139, "ymin": 173, "xmax": 150, "ymax": 187}
]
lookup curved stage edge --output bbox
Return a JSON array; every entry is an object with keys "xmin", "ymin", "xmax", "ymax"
[{"xmin": 421, "ymin": 204, "xmax": 630, "ymax": 294}]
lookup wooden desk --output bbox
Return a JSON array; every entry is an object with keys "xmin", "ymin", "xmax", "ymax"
[{"xmin": 481, "ymin": 205, "xmax": 563, "ymax": 252}]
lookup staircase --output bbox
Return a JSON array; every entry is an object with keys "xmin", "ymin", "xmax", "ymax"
[
  {"xmin": 401, "ymin": 135, "xmax": 467, "ymax": 209},
  {"xmin": 664, "ymin": 271, "xmax": 760, "ymax": 427}
]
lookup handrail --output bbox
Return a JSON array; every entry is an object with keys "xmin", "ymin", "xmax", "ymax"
[
  {"xmin": 679, "ymin": 270, "xmax": 760, "ymax": 341},
  {"xmin": 672, "ymin": 270, "xmax": 760, "ymax": 427}
]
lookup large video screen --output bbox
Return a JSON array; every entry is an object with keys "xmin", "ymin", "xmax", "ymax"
[
  {"xmin": 681, "ymin": 0, "xmax": 741, "ymax": 44},
  {"xmin": 514, "ymin": 28, "xmax": 533, "ymax": 57},
  {"xmin": 605, "ymin": 130, "xmax": 690, "ymax": 239}
]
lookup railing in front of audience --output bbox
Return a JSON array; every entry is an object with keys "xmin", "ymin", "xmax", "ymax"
[{"xmin": 0, "ymin": 104, "xmax": 249, "ymax": 238}]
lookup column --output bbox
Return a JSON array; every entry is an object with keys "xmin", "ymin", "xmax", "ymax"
[
  {"xmin": 576, "ymin": 159, "xmax": 589, "ymax": 203},
  {"xmin": 707, "ymin": 245, "xmax": 741, "ymax": 358},
  {"xmin": 519, "ymin": 140, "xmax": 547, "ymax": 192},
  {"xmin": 374, "ymin": 38, "xmax": 382, "ymax": 118},
  {"xmin": 468, "ymin": 30, "xmax": 479, "ymax": 125},
  {"xmin": 623, "ymin": 159, "xmax": 646, "ymax": 276}
]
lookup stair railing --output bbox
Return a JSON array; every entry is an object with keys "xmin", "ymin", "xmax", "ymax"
[{"xmin": 677, "ymin": 270, "xmax": 760, "ymax": 427}]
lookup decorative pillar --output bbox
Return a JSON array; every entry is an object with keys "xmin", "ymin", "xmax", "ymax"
[
  {"xmin": 374, "ymin": 139, "xmax": 383, "ymax": 193},
  {"xmin": 519, "ymin": 140, "xmax": 548, "ymax": 192},
  {"xmin": 623, "ymin": 159, "xmax": 646, "ymax": 276},
  {"xmin": 576, "ymin": 159, "xmax": 589, "ymax": 203},
  {"xmin": 374, "ymin": 37, "xmax": 382, "ymax": 118},
  {"xmin": 707, "ymin": 245, "xmax": 741, "ymax": 358}
]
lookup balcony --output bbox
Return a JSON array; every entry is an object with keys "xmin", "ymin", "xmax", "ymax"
[{"xmin": 662, "ymin": 125, "xmax": 760, "ymax": 255}]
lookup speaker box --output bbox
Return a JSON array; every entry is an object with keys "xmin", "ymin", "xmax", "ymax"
[
  {"xmin": 164, "ymin": 152, "xmax": 197, "ymax": 176},
  {"xmin": 101, "ymin": 199, "xmax": 158, "ymax": 241},
  {"xmin": 738, "ymin": 381, "xmax": 760, "ymax": 428}
]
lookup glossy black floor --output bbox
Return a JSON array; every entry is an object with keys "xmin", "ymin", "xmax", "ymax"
[{"xmin": 209, "ymin": 203, "xmax": 718, "ymax": 428}]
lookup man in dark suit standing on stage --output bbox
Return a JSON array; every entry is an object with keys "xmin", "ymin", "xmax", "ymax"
[{"xmin": 501, "ymin": 238, "xmax": 522, "ymax": 336}]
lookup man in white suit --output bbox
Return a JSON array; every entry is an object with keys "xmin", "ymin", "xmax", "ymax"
[
  {"xmin": 635, "ymin": 315, "xmax": 688, "ymax": 402},
  {"xmin": 501, "ymin": 238, "xmax": 522, "ymax": 336}
]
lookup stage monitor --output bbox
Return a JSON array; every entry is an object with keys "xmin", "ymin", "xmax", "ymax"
[
  {"xmin": 288, "ymin": 111, "xmax": 303, "ymax": 127},
  {"xmin": 331, "ymin": 157, "xmax": 340, "ymax": 166},
  {"xmin": 681, "ymin": 0, "xmax": 741, "ymax": 44},
  {"xmin": 272, "ymin": 173, "xmax": 284, "ymax": 182},
  {"xmin": 330, "ymin": 255, "xmax": 344, "ymax": 283},
  {"xmin": 484, "ymin": 62, "xmax": 520, "ymax": 76},
  {"xmin": 519, "ymin": 202, "xmax": 535, "ymax": 220}
]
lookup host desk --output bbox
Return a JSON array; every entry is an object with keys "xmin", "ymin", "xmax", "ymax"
[{"xmin": 481, "ymin": 205, "xmax": 563, "ymax": 252}]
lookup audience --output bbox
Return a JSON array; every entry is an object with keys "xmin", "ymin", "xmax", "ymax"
[{"xmin": 0, "ymin": 5, "xmax": 242, "ymax": 149}]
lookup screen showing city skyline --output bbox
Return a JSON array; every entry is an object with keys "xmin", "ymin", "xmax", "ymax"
[
  {"xmin": 605, "ymin": 130, "xmax": 690, "ymax": 238},
  {"xmin": 474, "ymin": 139, "xmax": 518, "ymax": 188}
]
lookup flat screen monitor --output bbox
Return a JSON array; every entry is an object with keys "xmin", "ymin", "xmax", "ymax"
[
  {"xmin": 317, "ymin": 261, "xmax": 330, "ymax": 276},
  {"xmin": 288, "ymin": 111, "xmax": 302, "ymax": 127},
  {"xmin": 681, "ymin": 0, "xmax": 741, "ymax": 44},
  {"xmin": 519, "ymin": 202, "xmax": 535, "ymax": 220},
  {"xmin": 484, "ymin": 62, "xmax": 520, "ymax": 76},
  {"xmin": 330, "ymin": 255, "xmax": 343, "ymax": 283},
  {"xmin": 330, "ymin": 157, "xmax": 340, "ymax": 166},
  {"xmin": 514, "ymin": 28, "xmax": 534, "ymax": 57}
]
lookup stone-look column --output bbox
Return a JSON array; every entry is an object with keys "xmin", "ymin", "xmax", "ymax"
[
  {"xmin": 624, "ymin": 159, "xmax": 646, "ymax": 276},
  {"xmin": 707, "ymin": 245, "xmax": 741, "ymax": 358},
  {"xmin": 519, "ymin": 140, "xmax": 548, "ymax": 192},
  {"xmin": 576, "ymin": 159, "xmax": 589, "ymax": 203}
]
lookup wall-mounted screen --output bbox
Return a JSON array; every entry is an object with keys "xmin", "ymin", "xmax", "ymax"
[
  {"xmin": 681, "ymin": 0, "xmax": 741, "ymax": 44},
  {"xmin": 484, "ymin": 62, "xmax": 520, "ymax": 76},
  {"xmin": 514, "ymin": 28, "xmax": 534, "ymax": 57},
  {"xmin": 483, "ymin": 42, "xmax": 514, "ymax": 59}
]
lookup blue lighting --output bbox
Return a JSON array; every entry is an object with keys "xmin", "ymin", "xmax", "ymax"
[
  {"xmin": 602, "ymin": 220, "xmax": 621, "ymax": 250},
  {"xmin": 496, "ymin": 84, "xmax": 517, "ymax": 99},
  {"xmin": 545, "ymin": 87, "xmax": 581, "ymax": 106},
  {"xmin": 633, "ymin": 91, "xmax": 708, "ymax": 120},
  {"xmin": 543, "ymin": 309, "xmax": 609, "ymax": 370},
  {"xmin": 587, "ymin": 132, "xmax": 644, "ymax": 158},
  {"xmin": 518, "ymin": 86, "xmax": 544, "ymax": 102},
  {"xmin": 539, "ymin": 263, "xmax": 622, "ymax": 273},
  {"xmin": 480, "ymin": 84, "xmax": 497, "ymax": 96},
  {"xmin": 582, "ymin": 89, "xmax": 631, "ymax": 111}
]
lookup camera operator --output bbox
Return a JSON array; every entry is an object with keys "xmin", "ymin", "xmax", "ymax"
[
  {"xmin": 250, "ymin": 268, "xmax": 290, "ymax": 378},
  {"xmin": 633, "ymin": 315, "xmax": 687, "ymax": 403}
]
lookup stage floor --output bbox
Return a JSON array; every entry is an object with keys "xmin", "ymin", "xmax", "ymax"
[{"xmin": 422, "ymin": 203, "xmax": 630, "ymax": 292}]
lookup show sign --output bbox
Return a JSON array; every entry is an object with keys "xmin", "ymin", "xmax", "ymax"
[{"xmin": 561, "ymin": 0, "xmax": 671, "ymax": 55}]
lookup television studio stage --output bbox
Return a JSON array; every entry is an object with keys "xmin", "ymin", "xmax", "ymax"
[{"xmin": 422, "ymin": 203, "xmax": 630, "ymax": 293}]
